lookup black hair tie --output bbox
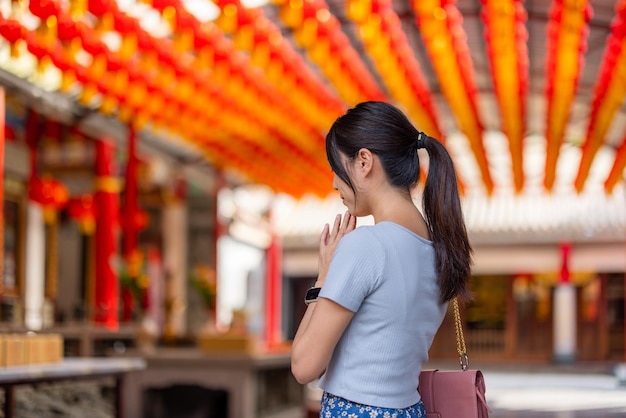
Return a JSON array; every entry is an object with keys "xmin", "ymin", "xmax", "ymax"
[{"xmin": 416, "ymin": 132, "xmax": 426, "ymax": 149}]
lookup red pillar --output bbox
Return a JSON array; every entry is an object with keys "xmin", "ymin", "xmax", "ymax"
[
  {"xmin": 121, "ymin": 127, "xmax": 138, "ymax": 321},
  {"xmin": 94, "ymin": 139, "xmax": 119, "ymax": 329},
  {"xmin": 265, "ymin": 227, "xmax": 283, "ymax": 348},
  {"xmin": 0, "ymin": 87, "xmax": 4, "ymax": 297},
  {"xmin": 560, "ymin": 242, "xmax": 571, "ymax": 283}
]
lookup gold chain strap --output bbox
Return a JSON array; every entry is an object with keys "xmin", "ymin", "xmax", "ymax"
[{"xmin": 452, "ymin": 298, "xmax": 469, "ymax": 370}]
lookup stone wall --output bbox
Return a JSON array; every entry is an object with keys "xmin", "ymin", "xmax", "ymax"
[{"xmin": 1, "ymin": 378, "xmax": 114, "ymax": 418}]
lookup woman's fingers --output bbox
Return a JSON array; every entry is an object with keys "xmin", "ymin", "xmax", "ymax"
[
  {"xmin": 318, "ymin": 213, "xmax": 355, "ymax": 283},
  {"xmin": 324, "ymin": 212, "xmax": 355, "ymax": 252},
  {"xmin": 319, "ymin": 223, "xmax": 328, "ymax": 244},
  {"xmin": 345, "ymin": 212, "xmax": 356, "ymax": 232},
  {"xmin": 331, "ymin": 212, "xmax": 351, "ymax": 237},
  {"xmin": 330, "ymin": 213, "xmax": 342, "ymax": 238},
  {"xmin": 342, "ymin": 212, "xmax": 355, "ymax": 233},
  {"xmin": 337, "ymin": 212, "xmax": 354, "ymax": 236}
]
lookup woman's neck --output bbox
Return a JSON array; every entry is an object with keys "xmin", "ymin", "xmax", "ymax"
[{"xmin": 371, "ymin": 191, "xmax": 430, "ymax": 239}]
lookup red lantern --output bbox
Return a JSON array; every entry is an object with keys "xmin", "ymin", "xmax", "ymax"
[
  {"xmin": 79, "ymin": 27, "xmax": 106, "ymax": 57},
  {"xmin": 120, "ymin": 209, "xmax": 149, "ymax": 232},
  {"xmin": 68, "ymin": 194, "xmax": 97, "ymax": 234},
  {"xmin": 176, "ymin": 6, "xmax": 199, "ymax": 32},
  {"xmin": 28, "ymin": 0, "xmax": 60, "ymax": 20},
  {"xmin": 57, "ymin": 13, "xmax": 79, "ymax": 41},
  {"xmin": 88, "ymin": 0, "xmax": 114, "ymax": 17},
  {"xmin": 152, "ymin": 0, "xmax": 177, "ymax": 10},
  {"xmin": 29, "ymin": 177, "xmax": 69, "ymax": 208},
  {"xmin": 25, "ymin": 32, "xmax": 48, "ymax": 61},
  {"xmin": 0, "ymin": 18, "xmax": 25, "ymax": 44},
  {"xmin": 28, "ymin": 176, "xmax": 70, "ymax": 223}
]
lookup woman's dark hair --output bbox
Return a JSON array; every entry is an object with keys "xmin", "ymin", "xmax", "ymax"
[{"xmin": 325, "ymin": 101, "xmax": 472, "ymax": 303}]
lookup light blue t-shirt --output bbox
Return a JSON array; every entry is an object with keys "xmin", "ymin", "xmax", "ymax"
[{"xmin": 318, "ymin": 221, "xmax": 447, "ymax": 409}]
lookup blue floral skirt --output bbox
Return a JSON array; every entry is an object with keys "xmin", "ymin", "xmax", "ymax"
[{"xmin": 319, "ymin": 392, "xmax": 425, "ymax": 417}]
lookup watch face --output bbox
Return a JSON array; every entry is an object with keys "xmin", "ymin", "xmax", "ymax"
[{"xmin": 305, "ymin": 287, "xmax": 321, "ymax": 303}]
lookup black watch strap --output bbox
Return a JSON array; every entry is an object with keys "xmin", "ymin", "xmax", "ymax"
[{"xmin": 304, "ymin": 287, "xmax": 321, "ymax": 305}]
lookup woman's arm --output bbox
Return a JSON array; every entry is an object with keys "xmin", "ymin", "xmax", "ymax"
[
  {"xmin": 291, "ymin": 212, "xmax": 356, "ymax": 384},
  {"xmin": 291, "ymin": 298, "xmax": 354, "ymax": 384}
]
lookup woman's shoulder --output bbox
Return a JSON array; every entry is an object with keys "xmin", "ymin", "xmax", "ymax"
[
  {"xmin": 341, "ymin": 222, "xmax": 404, "ymax": 241},
  {"xmin": 349, "ymin": 222, "xmax": 403, "ymax": 238},
  {"xmin": 334, "ymin": 226, "xmax": 386, "ymax": 268},
  {"xmin": 340, "ymin": 222, "xmax": 422, "ymax": 248},
  {"xmin": 344, "ymin": 224, "xmax": 378, "ymax": 239},
  {"xmin": 337, "ymin": 225, "xmax": 382, "ymax": 249}
]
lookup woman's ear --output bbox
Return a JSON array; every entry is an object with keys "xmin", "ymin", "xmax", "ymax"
[{"xmin": 356, "ymin": 148, "xmax": 373, "ymax": 173}]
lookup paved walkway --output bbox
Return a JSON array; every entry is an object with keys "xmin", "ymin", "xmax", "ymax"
[{"xmin": 484, "ymin": 370, "xmax": 626, "ymax": 418}]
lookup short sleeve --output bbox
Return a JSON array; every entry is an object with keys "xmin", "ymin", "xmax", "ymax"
[{"xmin": 318, "ymin": 227, "xmax": 383, "ymax": 312}]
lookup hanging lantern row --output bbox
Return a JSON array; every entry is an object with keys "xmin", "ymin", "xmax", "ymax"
[
  {"xmin": 481, "ymin": 0, "xmax": 528, "ymax": 194},
  {"xmin": 273, "ymin": 0, "xmax": 386, "ymax": 106},
  {"xmin": 147, "ymin": 0, "xmax": 340, "ymax": 169},
  {"xmin": 346, "ymin": 0, "xmax": 443, "ymax": 140},
  {"xmin": 543, "ymin": 0, "xmax": 591, "ymax": 191},
  {"xmin": 210, "ymin": 0, "xmax": 348, "ymax": 117},
  {"xmin": 216, "ymin": 0, "xmax": 343, "ymax": 131},
  {"xmin": 2, "ymin": 0, "xmax": 327, "ymax": 194},
  {"xmin": 192, "ymin": 126, "xmax": 330, "ymax": 197},
  {"xmin": 0, "ymin": 1, "xmax": 332, "ymax": 195},
  {"xmin": 85, "ymin": 0, "xmax": 327, "ymax": 155},
  {"xmin": 132, "ymin": 2, "xmax": 334, "ymax": 197},
  {"xmin": 413, "ymin": 1, "xmax": 493, "ymax": 194},
  {"xmin": 5, "ymin": 1, "xmax": 623, "ymax": 196},
  {"xmin": 187, "ymin": 106, "xmax": 332, "ymax": 197},
  {"xmin": 148, "ymin": 0, "xmax": 344, "ymax": 132},
  {"xmin": 575, "ymin": 0, "xmax": 626, "ymax": 193},
  {"xmin": 182, "ymin": 88, "xmax": 332, "ymax": 194},
  {"xmin": 193, "ymin": 122, "xmax": 332, "ymax": 196},
  {"xmin": 212, "ymin": 0, "xmax": 342, "ymax": 131}
]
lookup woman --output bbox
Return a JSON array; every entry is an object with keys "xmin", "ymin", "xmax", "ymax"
[{"xmin": 291, "ymin": 101, "xmax": 472, "ymax": 417}]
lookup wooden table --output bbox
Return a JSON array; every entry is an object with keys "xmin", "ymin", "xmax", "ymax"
[
  {"xmin": 0, "ymin": 357, "xmax": 146, "ymax": 418},
  {"xmin": 119, "ymin": 347, "xmax": 304, "ymax": 418}
]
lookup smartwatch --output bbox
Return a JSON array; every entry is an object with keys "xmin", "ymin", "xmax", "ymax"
[{"xmin": 304, "ymin": 287, "xmax": 321, "ymax": 305}]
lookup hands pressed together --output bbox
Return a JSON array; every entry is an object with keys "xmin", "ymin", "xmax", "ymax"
[{"xmin": 316, "ymin": 211, "xmax": 356, "ymax": 287}]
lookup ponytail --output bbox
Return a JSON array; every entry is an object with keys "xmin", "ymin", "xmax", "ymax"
[{"xmin": 421, "ymin": 134, "xmax": 473, "ymax": 303}]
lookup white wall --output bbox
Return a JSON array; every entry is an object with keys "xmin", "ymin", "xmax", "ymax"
[{"xmin": 216, "ymin": 236, "xmax": 264, "ymax": 329}]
